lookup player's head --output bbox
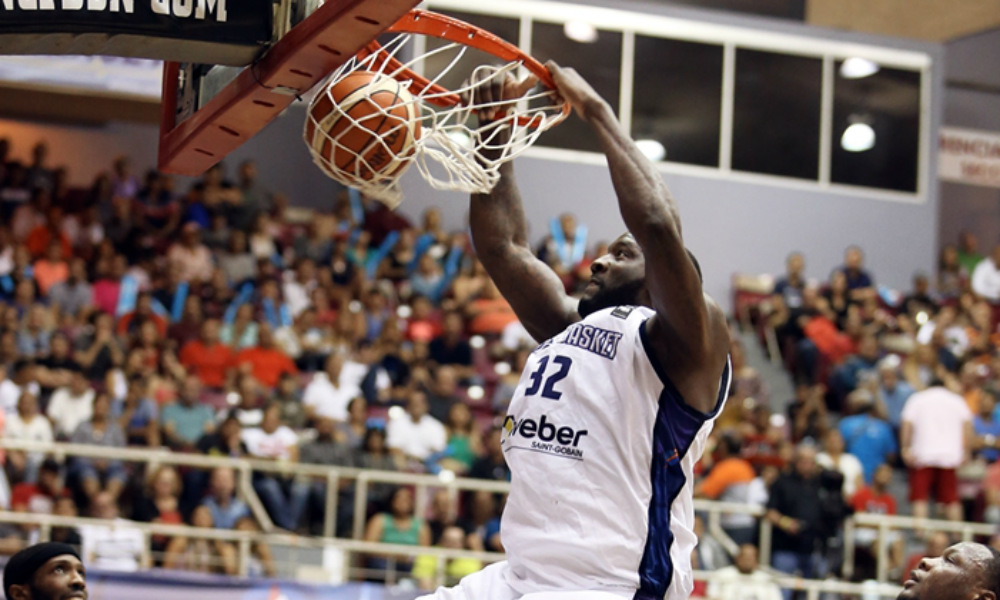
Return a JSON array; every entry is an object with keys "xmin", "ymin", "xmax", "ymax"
[
  {"xmin": 579, "ymin": 233, "xmax": 701, "ymax": 318},
  {"xmin": 3, "ymin": 542, "xmax": 86, "ymax": 600},
  {"xmin": 899, "ymin": 542, "xmax": 999, "ymax": 600}
]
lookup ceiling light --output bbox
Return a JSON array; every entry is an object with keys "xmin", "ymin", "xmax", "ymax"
[
  {"xmin": 841, "ymin": 122, "xmax": 876, "ymax": 152},
  {"xmin": 563, "ymin": 21, "xmax": 598, "ymax": 43},
  {"xmin": 839, "ymin": 57, "xmax": 880, "ymax": 79},
  {"xmin": 635, "ymin": 139, "xmax": 666, "ymax": 162}
]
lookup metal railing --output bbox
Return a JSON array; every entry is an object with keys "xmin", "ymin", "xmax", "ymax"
[{"xmin": 1, "ymin": 438, "xmax": 992, "ymax": 588}]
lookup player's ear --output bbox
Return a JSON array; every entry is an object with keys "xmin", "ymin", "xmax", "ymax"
[
  {"xmin": 975, "ymin": 588, "xmax": 997, "ymax": 600},
  {"xmin": 8, "ymin": 584, "xmax": 30, "ymax": 600}
]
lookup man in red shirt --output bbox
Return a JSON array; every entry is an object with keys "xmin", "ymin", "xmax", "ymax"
[
  {"xmin": 10, "ymin": 459, "xmax": 68, "ymax": 516},
  {"xmin": 851, "ymin": 463, "xmax": 903, "ymax": 578},
  {"xmin": 178, "ymin": 319, "xmax": 233, "ymax": 389},
  {"xmin": 233, "ymin": 324, "xmax": 298, "ymax": 388}
]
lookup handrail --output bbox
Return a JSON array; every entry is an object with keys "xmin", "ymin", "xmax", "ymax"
[
  {"xmin": 2, "ymin": 438, "xmax": 991, "ymax": 588},
  {"xmin": 0, "ymin": 510, "xmax": 903, "ymax": 598}
]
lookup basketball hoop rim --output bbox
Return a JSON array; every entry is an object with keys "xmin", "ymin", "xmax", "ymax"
[{"xmin": 357, "ymin": 9, "xmax": 570, "ymax": 128}]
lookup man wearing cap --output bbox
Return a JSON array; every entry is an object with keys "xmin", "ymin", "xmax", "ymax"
[{"xmin": 3, "ymin": 542, "xmax": 87, "ymax": 600}]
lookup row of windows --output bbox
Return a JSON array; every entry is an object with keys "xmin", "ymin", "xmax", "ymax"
[{"xmin": 418, "ymin": 9, "xmax": 925, "ymax": 194}]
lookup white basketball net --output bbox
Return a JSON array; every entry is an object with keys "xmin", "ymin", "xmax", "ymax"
[{"xmin": 303, "ymin": 33, "xmax": 567, "ymax": 208}]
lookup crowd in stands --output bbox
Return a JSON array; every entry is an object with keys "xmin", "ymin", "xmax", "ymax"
[{"xmin": 1, "ymin": 136, "xmax": 998, "ymax": 593}]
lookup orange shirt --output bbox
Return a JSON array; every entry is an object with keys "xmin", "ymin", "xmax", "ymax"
[
  {"xmin": 698, "ymin": 457, "xmax": 756, "ymax": 498},
  {"xmin": 33, "ymin": 260, "xmax": 69, "ymax": 295},
  {"xmin": 179, "ymin": 340, "xmax": 234, "ymax": 388},
  {"xmin": 469, "ymin": 297, "xmax": 518, "ymax": 335},
  {"xmin": 25, "ymin": 227, "xmax": 72, "ymax": 259},
  {"xmin": 234, "ymin": 347, "xmax": 298, "ymax": 388}
]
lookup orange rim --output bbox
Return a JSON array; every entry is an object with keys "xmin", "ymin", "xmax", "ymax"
[{"xmin": 356, "ymin": 9, "xmax": 570, "ymax": 128}]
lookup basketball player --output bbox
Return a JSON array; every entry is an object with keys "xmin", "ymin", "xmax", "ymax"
[
  {"xmin": 419, "ymin": 64, "xmax": 730, "ymax": 599},
  {"xmin": 898, "ymin": 541, "xmax": 1000, "ymax": 600},
  {"xmin": 3, "ymin": 542, "xmax": 88, "ymax": 600}
]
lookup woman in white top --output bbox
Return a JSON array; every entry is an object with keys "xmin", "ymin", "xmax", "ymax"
[{"xmin": 5, "ymin": 390, "xmax": 54, "ymax": 483}]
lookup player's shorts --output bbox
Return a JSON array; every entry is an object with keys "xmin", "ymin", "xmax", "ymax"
[
  {"xmin": 416, "ymin": 561, "xmax": 631, "ymax": 600},
  {"xmin": 909, "ymin": 466, "xmax": 959, "ymax": 504}
]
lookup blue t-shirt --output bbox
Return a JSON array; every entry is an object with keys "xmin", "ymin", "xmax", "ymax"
[
  {"xmin": 974, "ymin": 416, "xmax": 1000, "ymax": 462},
  {"xmin": 202, "ymin": 497, "xmax": 251, "ymax": 529},
  {"xmin": 161, "ymin": 402, "xmax": 214, "ymax": 444},
  {"xmin": 839, "ymin": 414, "xmax": 897, "ymax": 483},
  {"xmin": 879, "ymin": 381, "xmax": 915, "ymax": 429}
]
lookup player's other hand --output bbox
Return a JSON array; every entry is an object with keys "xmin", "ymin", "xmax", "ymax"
[
  {"xmin": 546, "ymin": 61, "xmax": 603, "ymax": 120},
  {"xmin": 461, "ymin": 69, "xmax": 539, "ymax": 122}
]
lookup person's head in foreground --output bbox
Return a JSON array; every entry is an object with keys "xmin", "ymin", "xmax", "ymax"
[
  {"xmin": 899, "ymin": 542, "xmax": 1000, "ymax": 600},
  {"xmin": 578, "ymin": 232, "xmax": 702, "ymax": 318},
  {"xmin": 3, "ymin": 542, "xmax": 87, "ymax": 600}
]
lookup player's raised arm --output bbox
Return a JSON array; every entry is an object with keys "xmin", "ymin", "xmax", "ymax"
[
  {"xmin": 467, "ymin": 74, "xmax": 579, "ymax": 342},
  {"xmin": 547, "ymin": 62, "xmax": 729, "ymax": 414}
]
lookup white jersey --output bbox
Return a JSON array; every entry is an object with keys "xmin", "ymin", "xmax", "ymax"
[{"xmin": 500, "ymin": 305, "xmax": 730, "ymax": 600}]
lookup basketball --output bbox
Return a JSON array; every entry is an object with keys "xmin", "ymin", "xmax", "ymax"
[{"xmin": 305, "ymin": 71, "xmax": 421, "ymax": 182}]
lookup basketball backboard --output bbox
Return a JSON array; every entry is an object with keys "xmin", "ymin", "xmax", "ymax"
[{"xmin": 157, "ymin": 0, "xmax": 420, "ymax": 177}]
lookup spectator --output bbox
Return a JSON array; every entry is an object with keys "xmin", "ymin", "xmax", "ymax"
[
  {"xmin": 289, "ymin": 417, "xmax": 356, "ymax": 536},
  {"xmin": 336, "ymin": 396, "xmax": 369, "ymax": 450},
  {"xmin": 161, "ymin": 375, "xmax": 215, "ymax": 451},
  {"xmin": 958, "ymin": 232, "xmax": 985, "ymax": 277},
  {"xmin": 766, "ymin": 444, "xmax": 830, "ymax": 599},
  {"xmin": 218, "ymin": 230, "xmax": 256, "ymax": 286},
  {"xmin": 116, "ymin": 291, "xmax": 168, "ymax": 340},
  {"xmin": 901, "ymin": 380, "xmax": 973, "ymax": 521},
  {"xmin": 786, "ymin": 383, "xmax": 829, "ymax": 443},
  {"xmin": 167, "ymin": 222, "xmax": 214, "ymax": 283},
  {"xmin": 131, "ymin": 466, "xmax": 186, "ymax": 568},
  {"xmin": 839, "ymin": 245, "xmax": 876, "ymax": 301},
  {"xmin": 201, "ymin": 466, "xmax": 251, "ymax": 529},
  {"xmin": 363, "ymin": 486, "xmax": 431, "ymax": 579},
  {"xmin": 9, "ymin": 458, "xmax": 67, "ymax": 517},
  {"xmin": 466, "ymin": 279, "xmax": 518, "ymax": 336},
  {"xmin": 876, "ymin": 355, "xmax": 914, "ymax": 433},
  {"xmin": 828, "ymin": 334, "xmax": 880, "ymax": 409},
  {"xmin": 0, "ymin": 360, "xmax": 39, "ymax": 417},
  {"xmin": 971, "ymin": 244, "xmax": 1000, "ymax": 302},
  {"xmin": 838, "ymin": 389, "xmax": 897, "ymax": 484},
  {"xmin": 47, "ymin": 257, "xmax": 93, "ymax": 318},
  {"xmin": 69, "ymin": 392, "xmax": 127, "ymax": 501},
  {"xmin": 428, "ymin": 311, "xmax": 473, "ymax": 377},
  {"xmin": 937, "ymin": 244, "xmax": 968, "ymax": 299},
  {"xmin": 178, "ymin": 319, "xmax": 233, "ymax": 389},
  {"xmin": 4, "ymin": 391, "xmax": 53, "ymax": 483},
  {"xmin": 233, "ymin": 324, "xmax": 298, "ymax": 388},
  {"xmin": 459, "ymin": 490, "xmax": 502, "ymax": 553},
  {"xmin": 46, "ymin": 370, "xmax": 95, "ymax": 439},
  {"xmin": 425, "ymin": 365, "xmax": 462, "ymax": 423},
  {"xmin": 79, "ymin": 491, "xmax": 148, "ymax": 571},
  {"xmin": 32, "ymin": 240, "xmax": 68, "ymax": 296},
  {"xmin": 17, "ymin": 304, "xmax": 52, "ymax": 359},
  {"xmin": 273, "ymin": 372, "xmax": 307, "ymax": 430},
  {"xmin": 91, "ymin": 255, "xmax": 127, "ymax": 316},
  {"xmin": 387, "ymin": 391, "xmax": 447, "ymax": 466},
  {"xmin": 116, "ymin": 375, "xmax": 160, "ymax": 447},
  {"xmin": 694, "ymin": 433, "xmax": 757, "ymax": 545},
  {"xmin": 220, "ymin": 302, "xmax": 259, "ymax": 350},
  {"xmin": 242, "ymin": 403, "xmax": 299, "ymax": 531},
  {"xmin": 706, "ymin": 544, "xmax": 782, "ymax": 600},
  {"xmin": 232, "ymin": 160, "xmax": 272, "ymax": 230},
  {"xmin": 469, "ymin": 426, "xmax": 510, "ymax": 482},
  {"xmin": 357, "ymin": 428, "xmax": 400, "ymax": 507},
  {"xmin": 433, "ymin": 402, "xmax": 482, "ymax": 476},
  {"xmin": 816, "ymin": 429, "xmax": 864, "ymax": 499},
  {"xmin": 168, "ymin": 295, "xmax": 205, "ymax": 347},
  {"xmin": 283, "ymin": 258, "xmax": 317, "ymax": 318},
  {"xmin": 850, "ymin": 463, "xmax": 903, "ymax": 578},
  {"xmin": 303, "ymin": 352, "xmax": 365, "ymax": 423},
  {"xmin": 412, "ymin": 525, "xmax": 483, "ymax": 591},
  {"xmin": 75, "ymin": 312, "xmax": 125, "ymax": 382},
  {"xmin": 900, "ymin": 272, "xmax": 939, "ymax": 318}
]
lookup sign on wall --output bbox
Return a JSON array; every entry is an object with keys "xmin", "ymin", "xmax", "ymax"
[{"xmin": 939, "ymin": 127, "xmax": 1000, "ymax": 189}]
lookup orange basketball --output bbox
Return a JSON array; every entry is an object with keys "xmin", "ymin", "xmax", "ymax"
[{"xmin": 305, "ymin": 71, "xmax": 421, "ymax": 182}]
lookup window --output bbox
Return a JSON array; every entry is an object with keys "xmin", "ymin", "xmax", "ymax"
[
  {"xmin": 632, "ymin": 36, "xmax": 723, "ymax": 167},
  {"xmin": 831, "ymin": 63, "xmax": 921, "ymax": 192},
  {"xmin": 732, "ymin": 49, "xmax": 822, "ymax": 180},
  {"xmin": 530, "ymin": 21, "xmax": 623, "ymax": 153}
]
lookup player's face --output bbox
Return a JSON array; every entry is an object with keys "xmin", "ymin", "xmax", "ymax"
[
  {"xmin": 898, "ymin": 542, "xmax": 992, "ymax": 600},
  {"xmin": 579, "ymin": 233, "xmax": 646, "ymax": 318},
  {"xmin": 16, "ymin": 555, "xmax": 88, "ymax": 600}
]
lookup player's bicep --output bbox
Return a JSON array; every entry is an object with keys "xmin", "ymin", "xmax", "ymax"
[{"xmin": 481, "ymin": 244, "xmax": 578, "ymax": 342}]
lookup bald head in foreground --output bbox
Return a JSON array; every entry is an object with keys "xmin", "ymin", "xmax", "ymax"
[{"xmin": 900, "ymin": 542, "xmax": 1000, "ymax": 600}]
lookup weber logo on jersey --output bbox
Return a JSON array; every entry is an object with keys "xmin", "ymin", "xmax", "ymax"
[
  {"xmin": 2, "ymin": 0, "xmax": 229, "ymax": 21},
  {"xmin": 502, "ymin": 414, "xmax": 588, "ymax": 460},
  {"xmin": 536, "ymin": 323, "xmax": 623, "ymax": 360}
]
